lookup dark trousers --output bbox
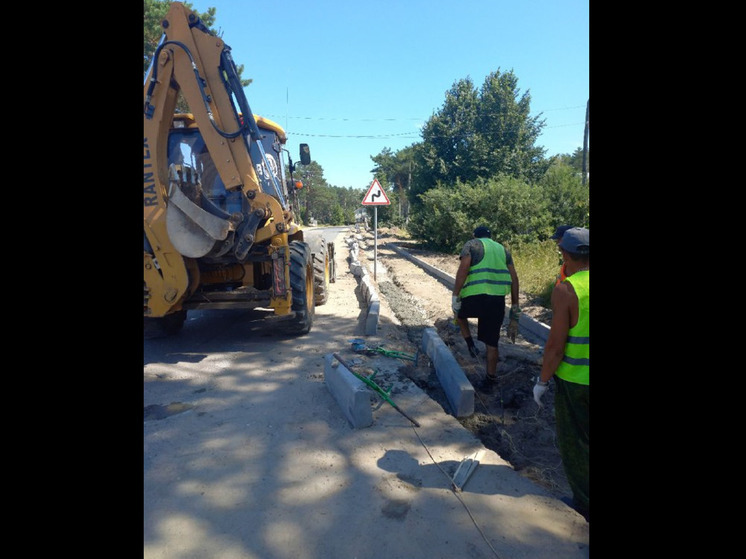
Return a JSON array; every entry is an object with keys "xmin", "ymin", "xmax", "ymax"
[
  {"xmin": 457, "ymin": 294, "xmax": 505, "ymax": 347},
  {"xmin": 555, "ymin": 376, "xmax": 589, "ymax": 518}
]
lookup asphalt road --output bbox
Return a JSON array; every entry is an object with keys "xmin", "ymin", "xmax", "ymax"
[{"xmin": 143, "ymin": 227, "xmax": 589, "ymax": 559}]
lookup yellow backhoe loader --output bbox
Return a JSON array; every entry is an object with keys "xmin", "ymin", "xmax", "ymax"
[{"xmin": 144, "ymin": 2, "xmax": 334, "ymax": 338}]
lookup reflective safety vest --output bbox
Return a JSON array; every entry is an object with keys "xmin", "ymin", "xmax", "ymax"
[
  {"xmin": 556, "ymin": 270, "xmax": 589, "ymax": 385},
  {"xmin": 459, "ymin": 238, "xmax": 511, "ymax": 298}
]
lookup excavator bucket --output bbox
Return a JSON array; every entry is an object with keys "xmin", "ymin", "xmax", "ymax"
[{"xmin": 165, "ymin": 165, "xmax": 235, "ymax": 258}]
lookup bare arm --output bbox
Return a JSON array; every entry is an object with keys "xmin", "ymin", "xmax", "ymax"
[
  {"xmin": 539, "ymin": 282, "xmax": 572, "ymax": 383},
  {"xmin": 508, "ymin": 264, "xmax": 519, "ymax": 307},
  {"xmin": 453, "ymin": 254, "xmax": 472, "ymax": 296}
]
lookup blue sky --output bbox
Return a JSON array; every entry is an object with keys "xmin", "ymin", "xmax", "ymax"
[{"xmin": 192, "ymin": 0, "xmax": 588, "ymax": 191}]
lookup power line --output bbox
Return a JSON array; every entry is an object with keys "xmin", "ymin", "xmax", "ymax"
[
  {"xmin": 545, "ymin": 122, "xmax": 585, "ymax": 129},
  {"xmin": 291, "ymin": 132, "xmax": 421, "ymax": 139},
  {"xmin": 261, "ymin": 104, "xmax": 584, "ymax": 124},
  {"xmin": 537, "ymin": 104, "xmax": 586, "ymax": 112},
  {"xmin": 289, "ymin": 122, "xmax": 585, "ymax": 139}
]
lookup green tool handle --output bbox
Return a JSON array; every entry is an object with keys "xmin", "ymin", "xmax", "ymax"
[
  {"xmin": 333, "ymin": 353, "xmax": 420, "ymax": 427},
  {"xmin": 376, "ymin": 348, "xmax": 417, "ymax": 362}
]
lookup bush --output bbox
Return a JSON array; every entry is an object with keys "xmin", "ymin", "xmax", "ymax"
[
  {"xmin": 537, "ymin": 162, "xmax": 590, "ymax": 234},
  {"xmin": 510, "ymin": 239, "xmax": 561, "ymax": 307},
  {"xmin": 407, "ymin": 174, "xmax": 550, "ymax": 252}
]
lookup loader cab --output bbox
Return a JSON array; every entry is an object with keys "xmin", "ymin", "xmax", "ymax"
[
  {"xmin": 254, "ymin": 115, "xmax": 290, "ymax": 201},
  {"xmin": 167, "ymin": 114, "xmax": 244, "ymax": 215},
  {"xmin": 166, "ymin": 113, "xmax": 296, "ymax": 215}
]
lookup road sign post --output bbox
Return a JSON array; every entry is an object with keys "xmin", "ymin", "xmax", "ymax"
[{"xmin": 361, "ymin": 178, "xmax": 391, "ymax": 280}]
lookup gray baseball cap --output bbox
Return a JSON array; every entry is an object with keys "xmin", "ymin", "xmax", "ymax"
[{"xmin": 558, "ymin": 227, "xmax": 589, "ymax": 254}]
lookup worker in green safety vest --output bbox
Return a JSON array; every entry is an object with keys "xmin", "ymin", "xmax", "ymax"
[
  {"xmin": 452, "ymin": 225, "xmax": 520, "ymax": 388},
  {"xmin": 534, "ymin": 226, "xmax": 589, "ymax": 522}
]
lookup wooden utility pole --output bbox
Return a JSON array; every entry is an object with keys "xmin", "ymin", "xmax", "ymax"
[
  {"xmin": 582, "ymin": 100, "xmax": 589, "ymax": 186},
  {"xmin": 406, "ymin": 159, "xmax": 411, "ymax": 224}
]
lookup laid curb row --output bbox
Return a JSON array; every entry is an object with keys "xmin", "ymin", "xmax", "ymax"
[
  {"xmin": 337, "ymin": 229, "xmax": 550, "ymax": 425},
  {"xmin": 338, "ymin": 230, "xmax": 473, "ymax": 420},
  {"xmin": 346, "ymin": 231, "xmax": 380, "ymax": 336}
]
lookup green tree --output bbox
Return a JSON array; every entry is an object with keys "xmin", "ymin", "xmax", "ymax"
[
  {"xmin": 286, "ymin": 161, "xmax": 366, "ymax": 225},
  {"xmin": 290, "ymin": 161, "xmax": 329, "ymax": 224},
  {"xmin": 371, "ymin": 145, "xmax": 415, "ymax": 225},
  {"xmin": 545, "ymin": 148, "xmax": 589, "ymax": 181},
  {"xmin": 309, "ymin": 186, "xmax": 339, "ymax": 224},
  {"xmin": 314, "ymin": 185, "xmax": 368, "ymax": 225},
  {"xmin": 335, "ymin": 186, "xmax": 367, "ymax": 223},
  {"xmin": 144, "ymin": 1, "xmax": 251, "ymax": 88},
  {"xmin": 476, "ymin": 70, "xmax": 548, "ymax": 183},
  {"xmin": 144, "ymin": 1, "xmax": 214, "ymax": 73},
  {"xmin": 568, "ymin": 146, "xmax": 588, "ymax": 176},
  {"xmin": 537, "ymin": 158, "xmax": 589, "ymax": 232},
  {"xmin": 415, "ymin": 77, "xmax": 480, "ymax": 195},
  {"xmin": 330, "ymin": 203, "xmax": 346, "ymax": 225},
  {"xmin": 410, "ymin": 69, "xmax": 548, "ymax": 208}
]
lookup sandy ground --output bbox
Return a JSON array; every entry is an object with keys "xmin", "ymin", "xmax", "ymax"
[
  {"xmin": 143, "ymin": 226, "xmax": 589, "ymax": 559},
  {"xmin": 348, "ymin": 226, "xmax": 572, "ymax": 499}
]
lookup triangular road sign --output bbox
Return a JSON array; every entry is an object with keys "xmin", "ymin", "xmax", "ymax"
[{"xmin": 362, "ymin": 178, "xmax": 391, "ymax": 205}]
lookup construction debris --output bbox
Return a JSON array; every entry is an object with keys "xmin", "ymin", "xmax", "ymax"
[{"xmin": 451, "ymin": 450, "xmax": 484, "ymax": 492}]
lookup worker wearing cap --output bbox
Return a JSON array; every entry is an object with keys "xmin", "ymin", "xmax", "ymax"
[
  {"xmin": 452, "ymin": 225, "xmax": 520, "ymax": 387},
  {"xmin": 550, "ymin": 225, "xmax": 574, "ymax": 286},
  {"xmin": 533, "ymin": 226, "xmax": 589, "ymax": 521}
]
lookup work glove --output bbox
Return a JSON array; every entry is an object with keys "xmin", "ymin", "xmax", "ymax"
[
  {"xmin": 452, "ymin": 295, "xmax": 461, "ymax": 315},
  {"xmin": 507, "ymin": 319, "xmax": 519, "ymax": 343},
  {"xmin": 533, "ymin": 380, "xmax": 549, "ymax": 406},
  {"xmin": 507, "ymin": 304, "xmax": 520, "ymax": 343}
]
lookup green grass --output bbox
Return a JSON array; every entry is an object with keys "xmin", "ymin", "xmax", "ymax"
[{"xmin": 509, "ymin": 240, "xmax": 560, "ymax": 308}]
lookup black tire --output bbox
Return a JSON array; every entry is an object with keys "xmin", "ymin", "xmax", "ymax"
[
  {"xmin": 311, "ymin": 237, "xmax": 330, "ymax": 305},
  {"xmin": 144, "ymin": 310, "xmax": 187, "ymax": 339},
  {"xmin": 287, "ymin": 241, "xmax": 315, "ymax": 335},
  {"xmin": 328, "ymin": 241, "xmax": 336, "ymax": 283}
]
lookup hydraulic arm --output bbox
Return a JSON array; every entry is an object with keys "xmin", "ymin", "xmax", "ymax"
[{"xmin": 144, "ymin": 2, "xmax": 315, "ymax": 336}]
